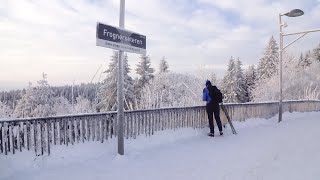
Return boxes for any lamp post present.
[278,9,320,123]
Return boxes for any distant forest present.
[0,83,100,110]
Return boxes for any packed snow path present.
[1,111,320,180]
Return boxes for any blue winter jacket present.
[202,87,212,104]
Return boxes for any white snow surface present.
[1,111,320,180]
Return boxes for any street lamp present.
[283,9,304,17]
[278,9,320,123]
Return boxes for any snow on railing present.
[1,100,320,156]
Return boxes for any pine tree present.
[0,90,21,110]
[159,57,169,73]
[14,83,36,118]
[221,57,247,103]
[312,43,320,62]
[257,36,279,83]
[235,58,247,102]
[135,54,154,102]
[244,65,257,101]
[298,53,304,68]
[14,73,55,118]
[122,54,135,110]
[32,73,55,117]
[98,51,135,111]
[222,57,237,103]
[299,51,312,68]
[0,101,12,118]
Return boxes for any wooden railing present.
[1,100,320,156]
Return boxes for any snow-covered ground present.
[1,111,320,180]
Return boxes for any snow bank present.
[1,111,320,180]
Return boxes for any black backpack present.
[208,85,223,103]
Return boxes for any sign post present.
[96,0,146,155]
[117,0,125,156]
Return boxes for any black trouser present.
[206,102,223,133]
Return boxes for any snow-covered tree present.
[74,96,94,113]
[53,96,72,115]
[0,90,21,110]
[98,51,135,111]
[222,57,247,103]
[13,83,35,118]
[312,43,320,62]
[159,57,169,73]
[298,51,312,69]
[235,58,248,102]
[210,72,218,86]
[283,52,297,70]
[297,53,304,68]
[134,54,154,102]
[139,72,203,109]
[252,52,320,102]
[221,57,238,103]
[0,101,12,118]
[257,36,279,83]
[32,73,55,117]
[244,65,257,101]
[14,73,56,118]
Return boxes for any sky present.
[0,0,320,90]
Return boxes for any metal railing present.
[1,100,320,156]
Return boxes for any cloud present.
[0,0,319,90]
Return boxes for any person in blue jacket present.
[203,80,223,137]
